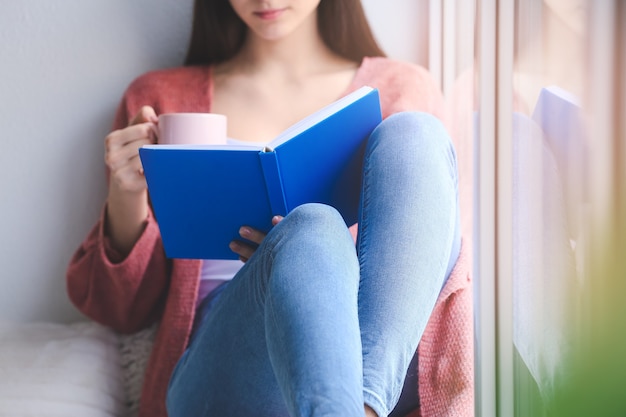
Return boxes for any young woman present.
[67,1,462,416]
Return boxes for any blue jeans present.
[166,112,461,417]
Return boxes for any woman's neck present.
[209,12,360,143]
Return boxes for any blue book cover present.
[139,86,382,260]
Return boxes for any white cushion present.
[0,321,126,417]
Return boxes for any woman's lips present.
[254,8,286,20]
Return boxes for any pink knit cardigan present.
[67,57,473,417]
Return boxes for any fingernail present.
[229,241,239,251]
[240,227,251,237]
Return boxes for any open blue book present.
[139,86,382,260]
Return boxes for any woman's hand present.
[230,215,283,262]
[105,106,159,193]
[104,106,159,255]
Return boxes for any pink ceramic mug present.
[158,113,227,145]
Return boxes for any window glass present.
[511,1,589,415]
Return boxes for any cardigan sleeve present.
[66,75,177,334]
[66,207,171,334]
[67,67,212,333]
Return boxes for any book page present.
[265,86,374,151]
[142,144,263,151]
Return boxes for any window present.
[436,0,625,415]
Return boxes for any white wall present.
[362,0,429,66]
[0,1,428,324]
[0,1,195,323]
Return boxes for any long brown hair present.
[184,0,386,66]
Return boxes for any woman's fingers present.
[105,123,157,153]
[229,227,265,263]
[130,105,158,126]
[104,108,159,194]
[105,135,154,172]
[238,226,266,245]
[229,217,283,262]
[109,154,148,193]
[105,131,154,193]
[105,106,159,167]
[229,240,257,263]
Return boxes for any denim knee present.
[376,112,449,145]
[268,203,355,255]
[282,203,348,236]
[369,111,458,183]
[263,202,360,294]
[286,202,344,224]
